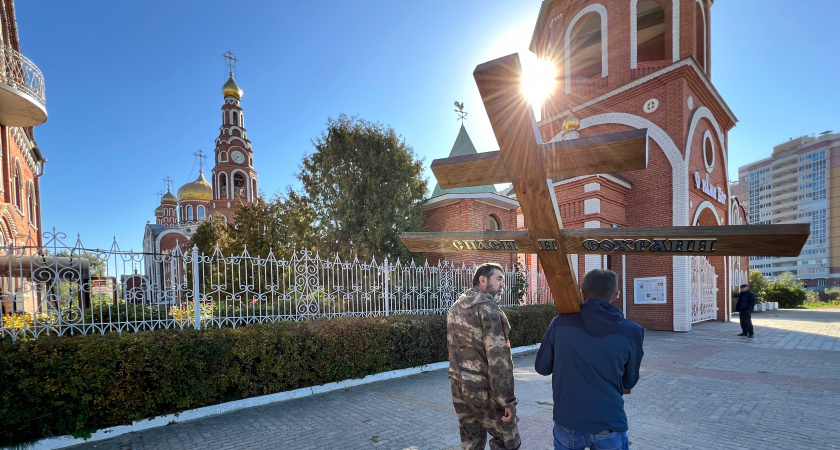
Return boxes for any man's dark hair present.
[581,269,618,301]
[473,263,504,287]
[740,284,748,289]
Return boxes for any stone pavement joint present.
[65,308,840,449]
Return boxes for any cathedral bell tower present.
[208,51,258,224]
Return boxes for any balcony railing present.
[0,44,45,109]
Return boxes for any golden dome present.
[154,205,165,216]
[562,110,580,133]
[222,73,243,99]
[177,170,213,202]
[161,189,178,205]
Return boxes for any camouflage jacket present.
[447,288,518,410]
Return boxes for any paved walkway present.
[69,308,840,450]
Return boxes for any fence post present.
[384,259,390,316]
[192,245,200,330]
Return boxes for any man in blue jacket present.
[736,283,757,338]
[535,269,644,450]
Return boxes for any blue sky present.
[17,1,840,250]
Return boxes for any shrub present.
[0,304,556,446]
[762,272,806,308]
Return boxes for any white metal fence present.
[1,231,552,341]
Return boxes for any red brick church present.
[423,0,750,332]
[142,69,259,257]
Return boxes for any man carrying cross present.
[535,268,644,450]
[448,263,521,450]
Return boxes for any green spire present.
[431,124,498,197]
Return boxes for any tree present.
[762,272,806,308]
[748,270,768,300]
[189,189,317,260]
[298,115,427,262]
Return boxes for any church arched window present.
[27,181,36,226]
[251,178,257,199]
[637,0,668,63]
[232,110,239,127]
[569,12,602,83]
[219,173,228,199]
[233,173,246,199]
[187,205,194,222]
[197,205,205,221]
[485,214,501,231]
[239,111,244,127]
[12,160,22,210]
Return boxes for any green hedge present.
[0,304,556,446]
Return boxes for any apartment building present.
[735,132,840,287]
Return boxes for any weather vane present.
[163,176,173,191]
[454,101,467,123]
[222,50,239,75]
[194,149,207,171]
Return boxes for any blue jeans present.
[553,424,629,450]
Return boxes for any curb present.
[22,343,541,449]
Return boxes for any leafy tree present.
[762,272,806,308]
[189,189,317,260]
[190,215,232,256]
[748,270,768,301]
[298,115,427,262]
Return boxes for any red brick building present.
[424,0,751,331]
[0,0,48,316]
[0,0,47,247]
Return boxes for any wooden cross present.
[401,54,809,314]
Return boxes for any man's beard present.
[485,286,502,298]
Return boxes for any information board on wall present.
[633,276,667,304]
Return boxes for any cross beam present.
[401,223,810,257]
[402,53,810,315]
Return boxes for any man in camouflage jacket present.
[448,262,521,450]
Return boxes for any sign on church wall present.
[634,276,667,304]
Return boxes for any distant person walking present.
[447,262,521,450]
[535,269,644,450]
[737,283,757,338]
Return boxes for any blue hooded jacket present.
[534,299,644,434]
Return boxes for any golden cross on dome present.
[194,149,207,171]
[222,50,239,75]
[156,190,165,202]
[163,176,173,191]
[400,53,809,314]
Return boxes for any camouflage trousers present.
[450,379,521,450]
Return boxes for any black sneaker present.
[748,333,754,338]
[737,333,748,336]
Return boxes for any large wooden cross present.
[401,54,809,314]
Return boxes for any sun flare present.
[520,57,558,109]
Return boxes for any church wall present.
[422,199,517,269]
[158,232,189,254]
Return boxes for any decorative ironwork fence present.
[0,231,552,341]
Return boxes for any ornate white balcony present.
[0,44,46,127]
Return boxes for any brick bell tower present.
[208,52,258,224]
[525,0,744,332]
